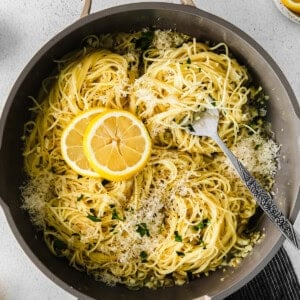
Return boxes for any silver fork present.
[187,108,300,250]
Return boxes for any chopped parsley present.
[196,239,207,249]
[77,194,84,201]
[125,207,134,213]
[135,31,154,51]
[109,224,117,232]
[87,214,101,222]
[53,239,67,255]
[187,124,195,132]
[140,251,148,262]
[209,97,217,107]
[174,231,182,242]
[248,130,255,136]
[136,223,150,237]
[186,57,192,64]
[176,251,185,257]
[193,218,210,231]
[112,208,123,221]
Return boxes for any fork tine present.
[209,108,219,117]
[186,108,220,138]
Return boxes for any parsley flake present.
[135,31,154,50]
[109,224,117,232]
[193,218,210,231]
[176,251,185,257]
[53,239,67,255]
[187,124,195,132]
[174,231,182,242]
[140,251,148,262]
[196,239,207,249]
[77,194,84,201]
[112,209,123,221]
[87,214,101,222]
[136,223,150,237]
[53,239,67,250]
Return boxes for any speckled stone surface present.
[0,1,299,299]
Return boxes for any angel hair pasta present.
[21,30,279,289]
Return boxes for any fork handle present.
[213,134,300,250]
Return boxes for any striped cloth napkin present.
[227,247,300,300]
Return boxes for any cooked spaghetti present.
[22,30,279,289]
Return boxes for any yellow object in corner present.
[281,0,300,13]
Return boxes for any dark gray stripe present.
[227,247,300,300]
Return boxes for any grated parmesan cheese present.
[21,173,55,229]
[104,194,165,267]
[227,132,280,178]
[152,30,190,50]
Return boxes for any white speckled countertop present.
[0,1,299,299]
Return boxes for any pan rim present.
[0,3,299,300]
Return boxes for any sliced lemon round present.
[83,110,152,181]
[281,0,300,13]
[61,108,105,177]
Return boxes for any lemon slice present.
[83,110,152,181]
[61,108,105,177]
[281,0,300,13]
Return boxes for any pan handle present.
[181,0,196,5]
[80,0,196,18]
[80,0,91,18]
